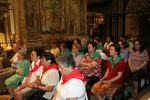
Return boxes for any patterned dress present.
[91,59,126,98]
[82,51,102,78]
[5,59,30,89]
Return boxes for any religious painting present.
[40,0,65,33]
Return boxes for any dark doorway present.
[139,16,150,48]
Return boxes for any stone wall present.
[125,0,150,37]
[13,0,88,48]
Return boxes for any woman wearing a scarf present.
[91,44,126,100]
[14,48,44,100]
[72,44,84,72]
[25,53,59,100]
[80,42,102,87]
[52,53,87,100]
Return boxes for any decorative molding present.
[126,0,150,13]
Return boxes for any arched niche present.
[125,0,150,39]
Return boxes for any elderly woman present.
[50,40,60,58]
[128,40,149,97]
[13,48,44,100]
[0,43,21,93]
[93,37,103,50]
[72,44,84,67]
[91,44,126,100]
[52,53,87,100]
[118,40,129,63]
[5,50,30,98]
[103,37,113,50]
[81,38,88,54]
[73,38,81,47]
[60,42,70,56]
[25,52,59,100]
[80,42,102,87]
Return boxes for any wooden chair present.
[85,60,108,100]
[113,64,131,100]
[139,48,150,89]
[101,59,108,76]
[103,50,110,57]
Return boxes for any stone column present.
[118,0,124,38]
[13,0,20,41]
[111,0,117,42]
[4,13,10,44]
[111,0,124,42]
[8,0,15,43]
[84,0,87,35]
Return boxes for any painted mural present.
[40,0,65,33]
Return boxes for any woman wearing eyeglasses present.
[128,40,149,98]
[52,53,87,100]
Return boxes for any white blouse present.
[56,78,87,100]
[22,59,43,84]
[40,69,59,99]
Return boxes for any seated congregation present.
[0,36,149,100]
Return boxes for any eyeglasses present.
[58,65,67,71]
[135,44,140,45]
[30,53,36,56]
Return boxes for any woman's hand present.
[27,83,34,88]
[99,78,104,83]
[16,70,20,73]
[82,66,89,70]
[102,80,111,84]
[130,67,136,72]
[32,83,38,88]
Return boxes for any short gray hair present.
[56,53,75,69]
[81,38,87,43]
[14,43,21,50]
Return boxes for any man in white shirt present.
[103,36,113,50]
[0,43,21,92]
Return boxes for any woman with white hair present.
[5,50,30,99]
[81,38,88,54]
[52,53,87,100]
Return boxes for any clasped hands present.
[99,78,111,85]
[26,83,38,88]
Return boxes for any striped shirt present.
[130,50,149,69]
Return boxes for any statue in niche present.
[40,0,65,33]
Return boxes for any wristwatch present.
[136,67,139,70]
[36,85,39,89]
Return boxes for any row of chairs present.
[86,48,150,100]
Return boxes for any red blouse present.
[106,59,126,84]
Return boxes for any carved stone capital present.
[4,13,8,18]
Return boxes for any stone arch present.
[125,0,150,38]
[126,0,150,13]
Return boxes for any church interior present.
[0,0,150,100]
